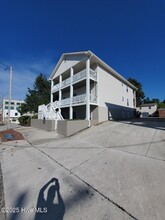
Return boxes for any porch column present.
[59,75,62,102]
[86,58,90,121]
[69,67,73,119]
[50,80,53,103]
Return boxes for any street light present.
[0,63,13,129]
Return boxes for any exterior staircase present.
[38,101,63,121]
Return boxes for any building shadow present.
[105,102,165,131]
[34,178,65,220]
[119,118,165,131]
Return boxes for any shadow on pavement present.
[9,192,27,220]
[34,178,65,220]
[120,118,165,131]
[7,177,93,220]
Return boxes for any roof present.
[139,103,157,107]
[50,50,138,90]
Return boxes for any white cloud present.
[0,58,55,100]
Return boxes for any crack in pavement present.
[70,148,108,171]
[107,146,165,163]
[72,139,165,163]
[145,129,157,156]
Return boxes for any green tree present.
[128,77,145,106]
[151,98,160,104]
[158,102,165,109]
[19,74,51,114]
[143,97,151,104]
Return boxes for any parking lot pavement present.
[1,120,165,220]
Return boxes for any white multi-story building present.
[2,99,25,122]
[40,51,137,124]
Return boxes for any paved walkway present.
[0,120,165,220]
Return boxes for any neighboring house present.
[158,108,165,118]
[2,99,25,123]
[137,103,157,118]
[41,50,137,124]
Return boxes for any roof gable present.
[50,52,88,79]
[50,50,137,90]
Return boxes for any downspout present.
[87,53,94,127]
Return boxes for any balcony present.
[61,77,71,89]
[52,83,60,93]
[90,69,97,81]
[60,97,70,106]
[72,69,86,83]
[72,94,86,104]
[59,93,97,107]
[52,69,97,93]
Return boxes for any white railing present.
[38,101,64,122]
[61,77,71,88]
[72,69,86,83]
[72,94,86,104]
[52,83,60,92]
[38,93,98,122]
[52,69,97,93]
[59,94,97,106]
[90,94,97,103]
[90,69,97,80]
[60,97,70,106]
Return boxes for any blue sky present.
[0,0,165,101]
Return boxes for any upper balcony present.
[52,69,97,93]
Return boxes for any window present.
[10,106,14,110]
[5,101,9,104]
[17,103,20,105]
[127,99,129,106]
[11,102,14,105]
[15,113,18,116]
[16,107,20,111]
[5,106,8,109]
[126,86,128,92]
[149,106,151,109]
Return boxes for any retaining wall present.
[31,119,56,131]
[57,120,89,137]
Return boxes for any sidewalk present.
[0,121,165,220]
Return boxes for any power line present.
[0,62,10,70]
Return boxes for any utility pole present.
[7,66,12,130]
[1,93,5,124]
[0,63,13,129]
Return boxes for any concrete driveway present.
[0,120,165,220]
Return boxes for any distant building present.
[137,103,157,118]
[158,108,165,118]
[2,99,25,123]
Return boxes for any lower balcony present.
[59,94,97,107]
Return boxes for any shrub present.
[32,114,38,119]
[18,116,31,126]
